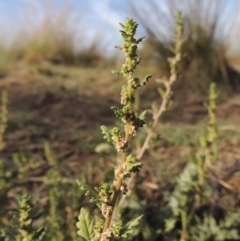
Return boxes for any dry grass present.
[0,1,104,66]
[129,0,240,97]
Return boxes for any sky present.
[0,0,240,56]
[0,0,134,54]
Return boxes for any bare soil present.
[1,63,240,211]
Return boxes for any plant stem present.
[102,123,131,235]
[117,12,184,210]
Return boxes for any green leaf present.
[76,208,95,241]
[139,110,147,121]
[136,37,145,44]
[167,163,198,219]
[111,107,123,118]
[140,74,152,86]
[101,126,111,142]
[76,180,99,203]
[127,155,142,173]
[111,70,122,76]
[121,215,143,238]
[119,30,127,38]
[165,218,177,232]
[33,227,46,241]
[177,163,198,193]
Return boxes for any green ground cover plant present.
[1,11,240,241]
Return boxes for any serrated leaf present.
[76,180,99,203]
[101,126,111,142]
[168,195,180,216]
[177,163,198,192]
[76,208,95,241]
[127,155,142,173]
[167,163,199,219]
[111,106,123,118]
[121,215,143,238]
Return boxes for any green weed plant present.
[76,13,183,241]
[77,17,151,241]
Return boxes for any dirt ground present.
[1,63,240,211]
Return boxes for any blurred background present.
[1,1,240,240]
[1,0,240,93]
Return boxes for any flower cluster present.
[129,77,140,89]
[115,137,127,152]
[100,228,114,241]
[97,184,112,218]
[111,107,146,137]
[99,221,123,241]
[114,162,129,180]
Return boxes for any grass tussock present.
[0,1,104,66]
[130,0,240,97]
